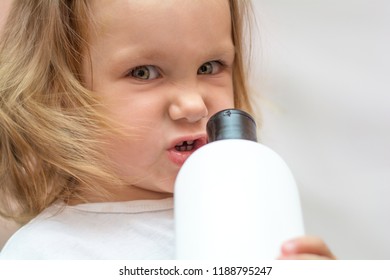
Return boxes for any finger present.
[277,253,332,260]
[280,236,336,259]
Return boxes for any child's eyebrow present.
[110,46,166,64]
[109,42,236,68]
[206,44,236,59]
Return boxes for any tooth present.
[176,141,183,147]
[179,146,186,151]
[186,145,193,151]
[186,140,194,145]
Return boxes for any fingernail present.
[282,240,296,253]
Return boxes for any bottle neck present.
[206,109,257,143]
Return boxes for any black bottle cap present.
[206,109,257,142]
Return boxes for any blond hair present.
[0,0,254,223]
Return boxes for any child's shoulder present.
[0,202,107,259]
[0,199,175,259]
[0,204,81,259]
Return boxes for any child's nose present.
[168,88,208,123]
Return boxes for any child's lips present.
[167,136,207,166]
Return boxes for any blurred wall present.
[252,0,390,259]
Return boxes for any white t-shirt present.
[0,198,174,259]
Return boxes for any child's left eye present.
[128,65,161,80]
[197,61,223,75]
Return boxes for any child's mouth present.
[168,136,207,166]
[175,140,195,151]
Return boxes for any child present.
[0,0,335,259]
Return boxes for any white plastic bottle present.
[174,109,304,259]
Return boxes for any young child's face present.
[83,0,235,199]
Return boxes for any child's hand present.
[277,236,336,260]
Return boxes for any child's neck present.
[67,185,173,205]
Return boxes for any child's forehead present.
[88,0,231,34]
[86,0,233,53]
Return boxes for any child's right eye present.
[127,65,161,80]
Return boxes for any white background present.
[252,0,390,259]
[0,261,389,280]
